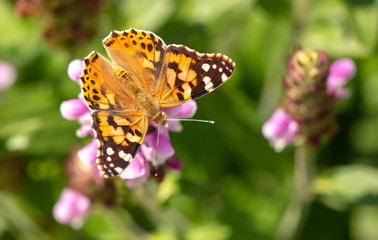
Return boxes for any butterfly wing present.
[156,45,235,108]
[80,50,148,178]
[102,28,167,94]
[92,111,148,178]
[80,51,137,110]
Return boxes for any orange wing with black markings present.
[157,45,235,107]
[102,29,167,94]
[81,51,137,110]
[92,111,148,177]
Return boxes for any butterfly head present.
[151,111,168,128]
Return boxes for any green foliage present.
[0,0,377,239]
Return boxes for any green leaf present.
[315,164,378,207]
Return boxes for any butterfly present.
[80,28,235,178]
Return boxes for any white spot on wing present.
[124,154,132,162]
[212,64,217,69]
[205,82,213,91]
[119,150,126,159]
[107,157,111,161]
[203,76,211,85]
[221,73,228,82]
[107,147,114,155]
[202,64,210,72]
[118,150,132,162]
[114,167,123,173]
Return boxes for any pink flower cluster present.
[262,58,356,151]
[55,59,197,227]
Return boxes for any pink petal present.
[262,108,299,152]
[329,58,356,79]
[53,188,91,228]
[163,105,182,118]
[262,109,291,139]
[68,59,84,84]
[60,99,90,120]
[119,153,147,180]
[76,123,94,138]
[120,154,150,188]
[175,100,197,118]
[144,131,175,160]
[333,88,351,101]
[167,121,183,132]
[0,61,17,92]
[78,139,98,166]
[327,58,356,93]
[165,155,183,171]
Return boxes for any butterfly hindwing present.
[92,110,149,178]
[158,45,235,108]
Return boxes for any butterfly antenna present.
[166,118,215,124]
[155,125,161,176]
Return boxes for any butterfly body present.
[80,28,235,178]
[115,65,167,126]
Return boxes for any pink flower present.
[53,188,91,229]
[143,130,175,161]
[119,153,150,188]
[262,108,299,152]
[163,100,198,132]
[0,61,17,92]
[327,58,356,100]
[67,59,84,84]
[78,139,98,166]
[60,99,90,120]
[165,155,183,171]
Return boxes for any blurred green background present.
[0,0,377,239]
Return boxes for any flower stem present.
[275,144,315,240]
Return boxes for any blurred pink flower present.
[327,58,356,100]
[53,188,91,229]
[165,155,183,171]
[68,59,84,84]
[78,139,98,166]
[60,99,90,120]
[262,108,299,152]
[0,61,17,92]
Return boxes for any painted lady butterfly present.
[80,28,235,178]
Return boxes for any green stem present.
[275,144,315,240]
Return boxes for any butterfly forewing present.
[157,45,235,108]
[80,51,137,110]
[103,29,167,94]
[92,110,148,178]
